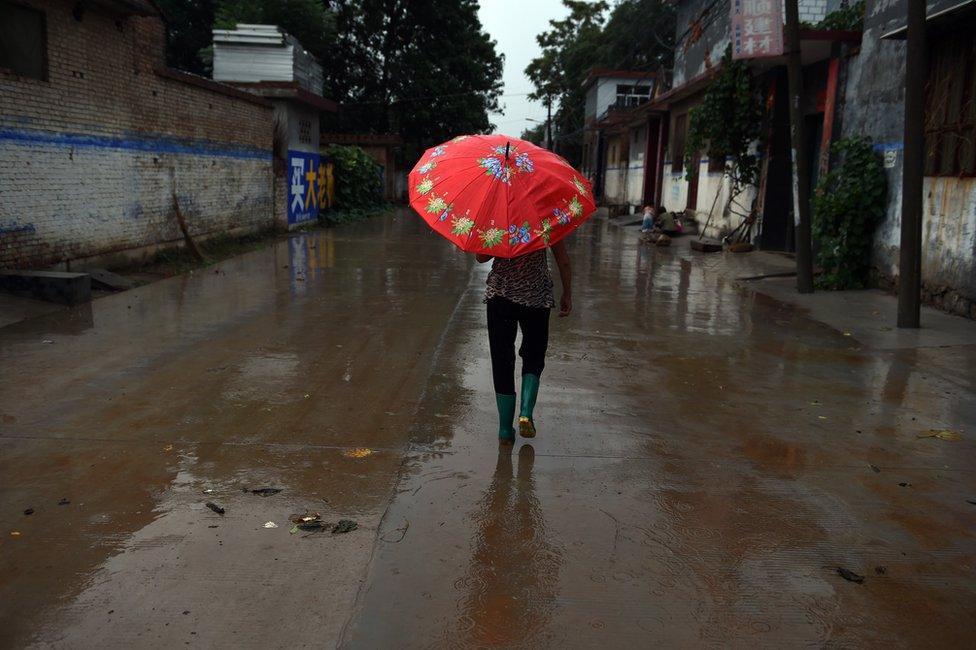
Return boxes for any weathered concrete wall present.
[661,158,758,239]
[841,0,976,316]
[672,0,838,88]
[0,0,275,269]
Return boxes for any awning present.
[881,0,976,39]
[747,29,862,71]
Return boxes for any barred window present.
[924,25,976,177]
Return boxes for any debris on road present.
[875,566,886,575]
[23,508,34,516]
[248,488,282,497]
[58,498,70,506]
[263,521,278,529]
[869,464,881,473]
[342,448,374,459]
[917,429,962,441]
[333,519,358,534]
[205,502,226,515]
[836,567,865,584]
[898,482,911,487]
[289,512,328,534]
[10,531,21,537]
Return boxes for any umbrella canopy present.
[408,135,596,258]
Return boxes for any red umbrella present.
[408,134,596,258]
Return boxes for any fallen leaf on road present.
[205,502,225,515]
[898,482,911,487]
[163,445,173,452]
[332,519,358,534]
[870,464,881,473]
[10,531,21,537]
[23,508,33,516]
[289,512,329,533]
[836,567,864,583]
[343,448,373,459]
[917,429,962,441]
[249,488,282,497]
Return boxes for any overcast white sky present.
[478,0,572,138]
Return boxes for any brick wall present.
[0,1,275,268]
[798,0,829,24]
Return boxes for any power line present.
[345,90,533,106]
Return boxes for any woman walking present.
[477,242,572,443]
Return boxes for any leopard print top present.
[484,249,555,309]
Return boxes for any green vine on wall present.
[811,136,887,289]
[684,46,763,187]
[802,0,865,31]
[683,46,763,230]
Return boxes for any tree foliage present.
[157,0,503,161]
[154,0,217,75]
[684,46,762,186]
[520,122,546,146]
[811,137,886,289]
[320,145,387,223]
[155,0,335,77]
[214,0,336,66]
[323,0,503,162]
[524,0,675,166]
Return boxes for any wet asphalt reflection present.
[1,210,974,648]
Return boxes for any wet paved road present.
[2,212,975,648]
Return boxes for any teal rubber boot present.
[496,394,516,444]
[518,374,540,438]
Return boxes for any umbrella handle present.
[505,142,510,160]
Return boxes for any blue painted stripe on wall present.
[0,127,271,161]
[873,142,904,152]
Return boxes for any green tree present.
[520,122,546,146]
[156,0,336,78]
[214,0,336,69]
[154,0,217,75]
[324,0,504,161]
[524,0,675,166]
[525,0,608,165]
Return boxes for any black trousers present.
[486,296,550,395]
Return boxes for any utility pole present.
[784,0,814,293]
[897,0,925,328]
[546,96,553,151]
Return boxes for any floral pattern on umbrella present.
[408,134,596,258]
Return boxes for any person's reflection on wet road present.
[457,444,562,646]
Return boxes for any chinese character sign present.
[731,0,784,59]
[288,150,321,225]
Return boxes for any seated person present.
[640,205,657,233]
[657,207,683,236]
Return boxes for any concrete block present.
[0,270,92,305]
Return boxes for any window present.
[615,84,652,108]
[0,2,47,80]
[671,113,687,172]
[924,25,976,176]
[631,126,645,161]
